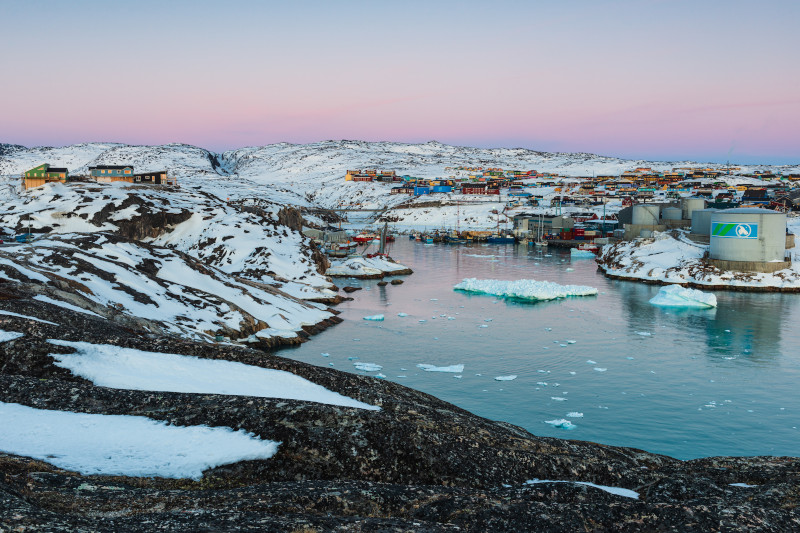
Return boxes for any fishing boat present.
[487,234,516,244]
[353,233,378,244]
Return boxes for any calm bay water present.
[279,238,800,460]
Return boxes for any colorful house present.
[23,164,68,190]
[133,171,175,185]
[90,165,134,183]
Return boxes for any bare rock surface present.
[0,282,798,531]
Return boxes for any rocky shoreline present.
[1,281,799,531]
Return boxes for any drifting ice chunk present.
[635,331,652,336]
[544,418,575,429]
[594,367,607,372]
[649,284,718,309]
[453,278,598,302]
[363,314,385,321]
[494,375,517,381]
[570,249,596,258]
[550,396,567,401]
[416,364,464,373]
[566,412,583,418]
[353,363,382,372]
[397,312,408,317]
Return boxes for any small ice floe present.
[0,330,24,343]
[375,373,386,379]
[566,340,576,344]
[724,329,731,333]
[559,343,567,347]
[536,382,548,386]
[453,375,462,379]
[484,318,493,322]
[397,312,408,317]
[353,363,382,372]
[565,268,574,272]
[416,364,465,373]
[649,284,717,309]
[570,249,596,258]
[550,397,567,401]
[447,316,455,320]
[537,369,550,373]
[544,419,575,429]
[594,367,607,372]
[363,314,384,321]
[569,371,576,375]
[397,375,407,378]
[729,483,758,488]
[347,357,359,360]
[453,278,597,302]
[635,331,651,337]
[566,412,583,418]
[418,319,427,323]
[586,360,597,364]
[544,327,552,331]
[430,298,438,301]
[479,324,488,328]
[494,375,517,381]
[525,479,638,499]
[625,356,635,360]
[320,352,330,357]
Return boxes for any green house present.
[23,164,69,189]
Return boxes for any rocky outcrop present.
[1,286,798,531]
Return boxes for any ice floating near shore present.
[544,418,575,429]
[494,375,517,381]
[417,364,464,373]
[453,278,598,302]
[649,284,718,309]
[362,314,384,321]
[570,249,596,258]
[353,362,383,372]
[397,313,408,317]
[566,412,584,418]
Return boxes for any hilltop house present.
[90,165,134,183]
[23,164,69,190]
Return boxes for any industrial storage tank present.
[691,209,717,235]
[709,208,786,262]
[662,207,683,221]
[682,198,706,220]
[632,204,661,225]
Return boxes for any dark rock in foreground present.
[0,283,798,531]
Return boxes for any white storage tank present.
[709,208,786,262]
[662,207,682,221]
[682,198,706,220]
[632,204,661,225]
[691,209,717,235]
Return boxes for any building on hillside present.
[133,170,176,185]
[23,164,69,190]
[90,165,134,183]
[461,183,500,195]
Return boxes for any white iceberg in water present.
[570,249,596,258]
[494,375,517,381]
[362,314,385,321]
[544,418,576,429]
[416,363,465,373]
[453,278,598,302]
[353,362,383,372]
[649,285,717,309]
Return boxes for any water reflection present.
[616,279,798,365]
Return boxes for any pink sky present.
[1,0,798,163]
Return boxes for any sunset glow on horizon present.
[1,0,798,164]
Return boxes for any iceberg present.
[453,278,598,302]
[353,362,382,372]
[416,364,464,373]
[570,249,596,258]
[544,418,576,429]
[649,284,717,309]
[362,314,385,321]
[494,375,517,381]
